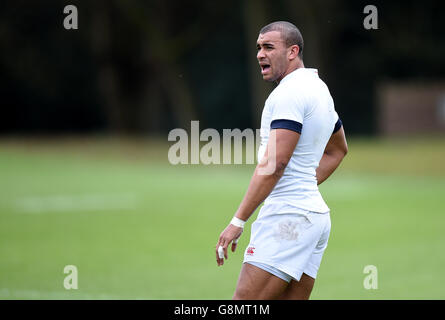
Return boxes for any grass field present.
[0,136,444,299]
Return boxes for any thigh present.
[233,263,289,300]
[278,273,315,300]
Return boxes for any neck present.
[275,59,305,84]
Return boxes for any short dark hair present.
[259,21,304,59]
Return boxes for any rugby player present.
[215,21,348,300]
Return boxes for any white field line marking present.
[13,193,138,213]
[0,288,147,299]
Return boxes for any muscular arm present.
[216,128,300,265]
[316,126,348,185]
[234,128,300,221]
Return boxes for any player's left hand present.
[216,224,243,266]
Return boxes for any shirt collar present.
[279,68,319,85]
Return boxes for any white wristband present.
[230,217,246,228]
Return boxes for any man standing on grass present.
[215,21,348,299]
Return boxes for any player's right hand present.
[215,224,243,266]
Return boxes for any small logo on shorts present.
[246,247,255,256]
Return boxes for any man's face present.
[256,31,289,82]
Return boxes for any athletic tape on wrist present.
[230,217,246,228]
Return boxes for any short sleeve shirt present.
[257,68,339,216]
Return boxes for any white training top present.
[257,68,339,216]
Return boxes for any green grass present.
[0,136,444,299]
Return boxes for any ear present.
[288,45,300,60]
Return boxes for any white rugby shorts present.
[243,211,331,282]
